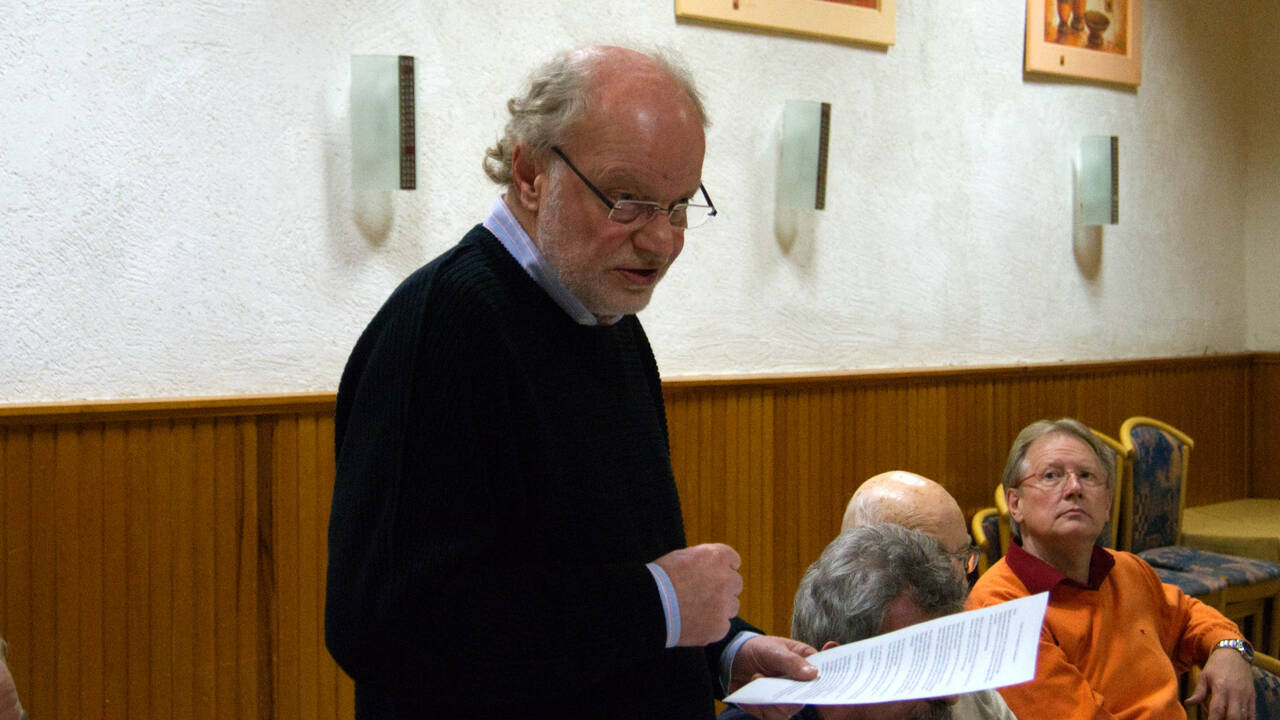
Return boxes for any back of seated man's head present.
[842,471,973,577]
[0,638,24,720]
[791,524,966,720]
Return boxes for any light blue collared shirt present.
[483,196,606,326]
[482,196,751,679]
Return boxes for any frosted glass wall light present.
[778,100,831,211]
[1078,135,1117,226]
[351,55,415,190]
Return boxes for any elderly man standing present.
[325,46,814,719]
[967,418,1255,720]
[842,471,1016,719]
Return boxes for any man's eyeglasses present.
[550,146,717,229]
[1017,466,1107,492]
[948,543,981,575]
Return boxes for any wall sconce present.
[778,100,831,211]
[1078,135,1117,225]
[351,55,416,191]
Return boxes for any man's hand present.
[652,543,743,646]
[728,635,819,720]
[1185,647,1256,720]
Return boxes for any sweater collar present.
[1006,539,1116,593]
[483,195,618,326]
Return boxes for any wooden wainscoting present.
[0,396,348,720]
[666,353,1274,635]
[1,354,1277,718]
[1252,354,1280,500]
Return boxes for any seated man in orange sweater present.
[967,418,1255,720]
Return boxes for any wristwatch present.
[1216,638,1255,664]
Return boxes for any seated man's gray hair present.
[791,523,966,648]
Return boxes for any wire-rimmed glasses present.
[550,146,717,229]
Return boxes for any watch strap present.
[1216,638,1255,664]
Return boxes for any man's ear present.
[510,143,547,214]
[1005,487,1023,524]
[821,640,840,652]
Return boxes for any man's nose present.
[632,210,681,259]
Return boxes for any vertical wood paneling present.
[240,419,264,720]
[273,417,299,720]
[192,420,217,720]
[2,429,32,712]
[78,425,104,718]
[212,418,239,720]
[124,423,151,720]
[148,421,173,720]
[1253,357,1280,498]
[0,358,1276,719]
[170,420,195,720]
[296,414,320,720]
[102,424,128,720]
[29,427,56,718]
[54,428,80,720]
[253,420,275,720]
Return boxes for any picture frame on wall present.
[675,0,895,47]
[1025,0,1142,86]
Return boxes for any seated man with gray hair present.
[841,472,1016,719]
[721,523,973,720]
[0,639,26,720]
[967,417,1254,720]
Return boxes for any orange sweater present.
[967,543,1240,720]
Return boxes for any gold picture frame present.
[1025,0,1142,86]
[675,0,895,47]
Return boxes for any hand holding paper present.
[725,592,1047,706]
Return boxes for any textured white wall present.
[1244,2,1280,351]
[0,1,1274,403]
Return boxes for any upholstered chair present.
[1121,416,1280,656]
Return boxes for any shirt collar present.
[482,195,615,326]
[1005,539,1116,593]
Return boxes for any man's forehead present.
[1027,433,1101,467]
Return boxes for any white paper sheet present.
[724,592,1048,706]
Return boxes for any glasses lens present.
[608,202,646,224]
[683,204,713,229]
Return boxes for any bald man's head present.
[842,471,971,560]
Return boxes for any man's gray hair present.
[791,524,966,648]
[1001,417,1114,537]
[482,46,709,186]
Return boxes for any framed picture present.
[1025,0,1141,86]
[675,0,895,47]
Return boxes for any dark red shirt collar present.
[1005,539,1116,593]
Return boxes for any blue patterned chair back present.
[1256,664,1280,720]
[1126,424,1189,554]
[1092,440,1119,549]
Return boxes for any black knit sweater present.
[326,226,729,718]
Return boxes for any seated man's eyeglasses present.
[551,146,717,229]
[948,543,981,575]
[1017,465,1107,491]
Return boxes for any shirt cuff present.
[646,562,681,648]
[721,629,761,695]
